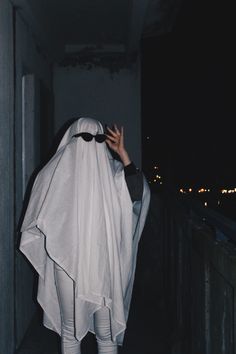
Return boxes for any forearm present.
[118,149,131,167]
[124,162,143,202]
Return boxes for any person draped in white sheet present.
[19,117,150,354]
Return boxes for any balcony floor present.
[16,283,171,354]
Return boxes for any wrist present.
[119,149,131,166]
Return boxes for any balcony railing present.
[146,189,236,354]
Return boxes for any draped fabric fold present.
[19,117,150,345]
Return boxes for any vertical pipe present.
[204,261,210,354]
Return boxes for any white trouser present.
[54,262,118,354]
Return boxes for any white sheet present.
[19,117,150,345]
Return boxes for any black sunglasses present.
[72,132,107,143]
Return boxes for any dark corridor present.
[0,1,235,354]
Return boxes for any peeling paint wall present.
[13,7,53,351]
[0,2,53,350]
[53,57,142,167]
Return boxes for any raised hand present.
[105,124,131,166]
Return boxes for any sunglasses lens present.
[81,133,93,141]
[95,134,106,143]
[73,132,106,143]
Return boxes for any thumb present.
[105,139,113,149]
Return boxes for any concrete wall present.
[0,2,53,350]
[14,8,53,351]
[53,59,142,167]
[0,1,14,352]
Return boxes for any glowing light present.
[174,186,236,195]
[198,188,205,193]
[154,166,158,170]
[221,188,236,194]
[160,181,163,184]
[217,200,220,205]
[198,188,210,193]
[204,202,207,207]
[146,136,150,140]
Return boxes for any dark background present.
[141,0,235,190]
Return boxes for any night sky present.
[141,0,235,189]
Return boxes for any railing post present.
[204,260,210,354]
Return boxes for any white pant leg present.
[94,306,118,354]
[54,262,81,354]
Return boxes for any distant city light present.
[150,165,162,185]
[179,187,212,194]
[197,188,211,193]
[148,166,236,197]
[146,136,150,140]
[178,187,236,195]
[204,201,208,207]
[221,188,236,194]
[177,187,236,194]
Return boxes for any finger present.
[105,132,117,140]
[105,134,118,143]
[106,126,117,137]
[106,138,117,150]
[105,139,112,147]
[114,124,120,135]
[120,126,124,144]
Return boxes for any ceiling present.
[12,0,181,62]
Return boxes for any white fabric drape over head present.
[19,117,150,345]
